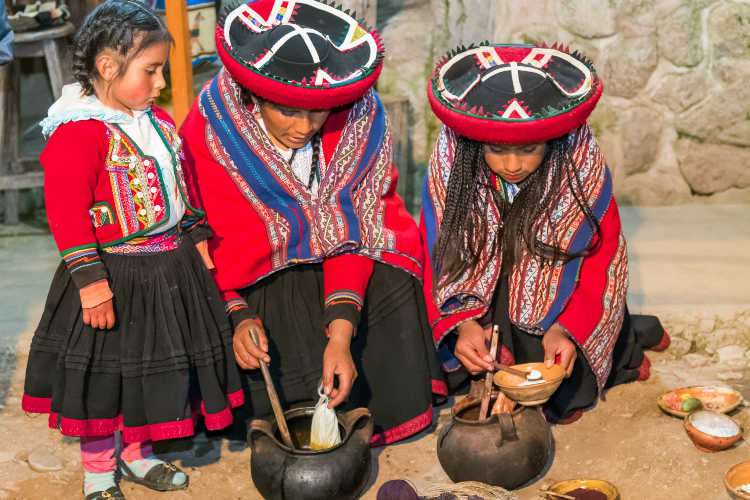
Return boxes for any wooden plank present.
[339,0,377,29]
[0,172,45,190]
[2,59,21,224]
[165,0,194,126]
[43,38,66,100]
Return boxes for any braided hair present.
[433,134,602,289]
[72,0,173,96]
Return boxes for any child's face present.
[255,101,330,150]
[483,142,547,184]
[99,38,171,113]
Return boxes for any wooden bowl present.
[683,410,743,452]
[725,460,750,499]
[547,479,620,499]
[657,385,743,418]
[493,362,564,406]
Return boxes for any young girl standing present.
[22,2,243,498]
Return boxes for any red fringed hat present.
[427,43,603,144]
[216,0,385,109]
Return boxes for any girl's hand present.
[455,320,494,375]
[80,280,115,329]
[323,319,357,409]
[233,318,270,369]
[542,322,577,377]
[82,299,115,330]
[195,240,215,270]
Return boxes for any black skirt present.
[22,236,243,442]
[229,262,446,445]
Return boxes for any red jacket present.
[41,106,207,289]
[179,98,424,328]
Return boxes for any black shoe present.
[118,459,189,492]
[84,485,125,500]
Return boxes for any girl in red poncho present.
[22,2,243,498]
[180,0,445,446]
[421,43,670,424]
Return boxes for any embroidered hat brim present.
[427,43,603,144]
[216,0,384,109]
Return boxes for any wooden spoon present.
[493,361,531,379]
[249,327,295,449]
[539,490,575,500]
[479,325,500,419]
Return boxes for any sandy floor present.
[1,203,749,499]
[0,338,748,500]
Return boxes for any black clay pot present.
[248,406,373,500]
[436,396,553,490]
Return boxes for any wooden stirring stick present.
[538,490,575,500]
[479,325,500,419]
[493,361,530,379]
[249,327,295,449]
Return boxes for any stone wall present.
[376,0,750,205]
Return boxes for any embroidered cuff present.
[325,289,363,310]
[61,245,108,289]
[226,297,254,330]
[323,303,361,331]
[323,289,363,332]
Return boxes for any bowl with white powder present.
[493,362,565,406]
[725,460,750,499]
[684,410,743,452]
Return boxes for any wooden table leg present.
[3,59,21,224]
[42,37,65,100]
[0,63,7,224]
[0,64,7,168]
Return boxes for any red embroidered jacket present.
[179,100,417,329]
[41,107,208,289]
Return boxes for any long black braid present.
[433,134,602,290]
[72,0,173,96]
[308,132,322,188]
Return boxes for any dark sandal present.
[118,459,189,492]
[84,485,125,500]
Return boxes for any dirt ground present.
[1,203,749,500]
[0,331,748,500]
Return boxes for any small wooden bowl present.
[657,385,743,418]
[493,362,564,406]
[547,479,620,499]
[683,410,743,452]
[725,460,750,499]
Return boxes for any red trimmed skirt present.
[22,236,244,442]
[228,262,447,447]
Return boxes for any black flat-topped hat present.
[427,42,603,143]
[216,0,385,109]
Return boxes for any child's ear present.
[94,50,120,83]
